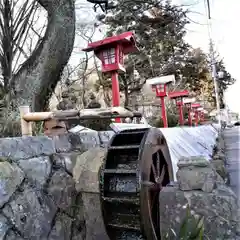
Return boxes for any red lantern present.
[197,107,204,123]
[83,32,138,73]
[168,90,189,106]
[152,84,168,97]
[147,75,175,128]
[98,45,124,72]
[183,97,195,126]
[185,102,192,109]
[192,103,201,108]
[191,103,201,126]
[168,90,189,126]
[82,32,138,123]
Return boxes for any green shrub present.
[150,113,179,128]
[164,205,204,240]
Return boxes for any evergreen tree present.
[99,0,235,110]
[215,59,236,108]
[103,0,190,104]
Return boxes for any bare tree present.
[0,0,36,92]
[54,56,96,109]
[75,21,112,107]
[0,0,75,114]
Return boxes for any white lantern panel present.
[218,71,224,79]
[102,48,115,64]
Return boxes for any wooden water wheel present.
[99,127,174,239]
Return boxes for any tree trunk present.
[9,0,75,112]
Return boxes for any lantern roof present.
[203,109,208,114]
[82,31,138,54]
[168,90,189,99]
[183,97,196,104]
[87,0,108,3]
[192,103,201,108]
[146,75,175,86]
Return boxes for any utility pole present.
[205,0,221,126]
[209,41,221,126]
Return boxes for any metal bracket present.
[93,3,107,12]
[88,0,116,13]
[166,181,178,187]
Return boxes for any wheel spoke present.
[159,165,166,184]
[156,152,161,178]
[151,163,157,182]
[142,180,155,187]
[142,181,160,191]
[151,192,157,211]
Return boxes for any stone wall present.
[0,126,235,240]
[159,151,240,239]
[0,134,88,240]
[212,131,230,184]
[158,130,240,239]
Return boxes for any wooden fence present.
[19,106,142,136]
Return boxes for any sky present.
[173,0,240,114]
[71,0,240,114]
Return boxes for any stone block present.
[18,156,51,188]
[0,136,55,160]
[52,133,83,153]
[71,194,86,240]
[73,147,106,193]
[176,166,217,192]
[4,230,23,240]
[0,162,24,207]
[217,137,225,149]
[237,207,240,236]
[73,193,85,224]
[177,156,210,168]
[73,148,109,240]
[211,159,228,181]
[159,185,239,239]
[52,152,82,175]
[213,152,225,161]
[77,131,101,150]
[47,169,76,211]
[48,213,72,240]
[98,131,114,146]
[3,188,57,239]
[72,228,85,240]
[0,214,10,239]
[82,193,109,240]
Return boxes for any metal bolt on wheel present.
[99,128,173,240]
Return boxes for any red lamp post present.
[146,75,175,128]
[82,31,138,122]
[201,111,204,122]
[198,107,204,123]
[191,103,201,126]
[202,109,208,123]
[183,97,195,126]
[168,90,189,126]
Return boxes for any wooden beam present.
[21,106,142,122]
[23,112,54,122]
[19,106,33,136]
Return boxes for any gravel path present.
[224,127,240,199]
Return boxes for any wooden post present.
[19,106,32,136]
